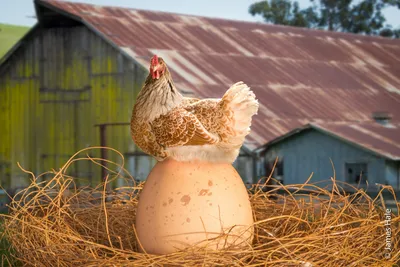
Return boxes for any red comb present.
[151,55,159,65]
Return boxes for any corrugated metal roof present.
[314,122,400,160]
[266,122,400,160]
[36,0,400,153]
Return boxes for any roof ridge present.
[39,0,400,43]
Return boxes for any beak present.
[151,64,160,79]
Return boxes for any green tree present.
[345,0,386,34]
[248,0,320,28]
[249,0,400,38]
[379,26,400,37]
[315,0,352,31]
[249,0,293,26]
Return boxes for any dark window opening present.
[265,158,284,184]
[276,160,284,176]
[345,163,368,184]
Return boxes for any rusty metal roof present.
[267,122,400,160]
[35,0,400,154]
[314,122,400,160]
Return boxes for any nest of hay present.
[1,148,399,266]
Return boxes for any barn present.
[259,121,400,189]
[0,0,399,189]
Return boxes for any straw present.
[1,147,398,266]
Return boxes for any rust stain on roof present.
[37,0,400,154]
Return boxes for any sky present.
[0,0,399,28]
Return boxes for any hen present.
[130,55,259,163]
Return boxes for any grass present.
[0,220,18,266]
[0,23,30,59]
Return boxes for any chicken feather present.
[131,55,258,163]
[151,108,220,147]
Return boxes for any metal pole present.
[94,122,130,183]
[99,124,107,181]
[73,102,79,184]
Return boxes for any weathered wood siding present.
[0,25,151,188]
[263,129,394,187]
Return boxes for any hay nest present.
[1,148,399,266]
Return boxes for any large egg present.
[135,159,254,254]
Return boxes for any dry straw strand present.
[0,147,398,266]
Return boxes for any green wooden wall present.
[0,25,151,188]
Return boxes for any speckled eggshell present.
[135,159,254,255]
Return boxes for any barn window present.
[276,160,284,176]
[345,163,368,184]
[265,158,284,184]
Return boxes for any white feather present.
[167,145,240,163]
[167,82,258,163]
[220,81,259,149]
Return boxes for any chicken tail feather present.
[220,81,259,149]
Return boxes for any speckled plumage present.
[130,56,258,163]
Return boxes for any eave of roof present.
[313,122,400,161]
[262,122,400,161]
[34,0,150,74]
[0,24,39,75]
